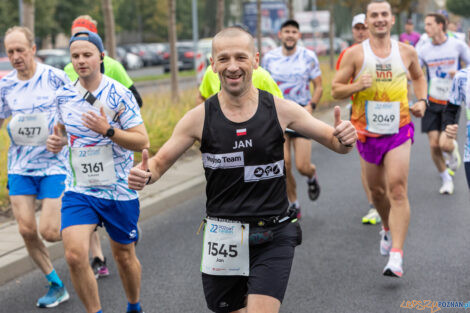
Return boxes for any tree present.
[257,0,262,60]
[217,0,224,32]
[287,0,294,19]
[23,0,35,35]
[101,0,116,58]
[447,0,470,17]
[168,0,179,102]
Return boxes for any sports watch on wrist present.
[418,98,429,107]
[104,127,115,138]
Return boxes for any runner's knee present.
[65,246,89,268]
[17,222,38,242]
[40,227,60,242]
[369,185,386,199]
[388,183,407,202]
[113,247,137,268]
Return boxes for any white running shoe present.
[383,251,403,278]
[380,229,392,256]
[448,140,461,172]
[439,179,454,195]
[362,208,382,225]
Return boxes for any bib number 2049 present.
[372,114,395,123]
[207,242,238,258]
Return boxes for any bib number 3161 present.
[70,145,116,187]
[201,219,249,276]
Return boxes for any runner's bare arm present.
[46,123,68,153]
[331,46,369,99]
[275,98,357,154]
[81,107,150,151]
[196,90,206,106]
[404,45,427,117]
[128,104,204,190]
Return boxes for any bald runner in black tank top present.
[201,89,289,218]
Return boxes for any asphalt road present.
[0,115,469,313]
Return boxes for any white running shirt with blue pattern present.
[56,75,143,200]
[0,62,70,176]
[448,67,470,163]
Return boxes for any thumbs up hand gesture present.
[128,149,153,190]
[46,124,67,153]
[332,106,357,149]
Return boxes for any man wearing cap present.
[399,19,421,47]
[417,13,470,195]
[262,19,322,217]
[336,13,380,225]
[66,15,144,279]
[47,31,149,313]
[64,15,143,108]
[0,26,70,308]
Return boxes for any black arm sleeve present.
[129,85,143,108]
[443,103,461,127]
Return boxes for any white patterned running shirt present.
[262,46,321,106]
[0,62,70,176]
[56,75,143,200]
[448,67,470,163]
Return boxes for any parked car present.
[116,47,143,70]
[143,43,166,65]
[36,48,70,69]
[254,37,278,55]
[122,44,154,67]
[302,38,328,55]
[163,41,195,73]
[0,57,12,79]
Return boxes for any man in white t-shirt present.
[0,26,70,308]
[262,19,323,217]
[47,31,149,313]
[445,67,470,190]
[417,13,470,194]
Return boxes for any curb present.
[0,174,206,286]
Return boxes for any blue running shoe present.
[36,283,70,308]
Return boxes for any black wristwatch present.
[104,127,115,138]
[418,98,429,107]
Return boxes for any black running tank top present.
[200,90,289,217]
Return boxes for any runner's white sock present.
[440,170,452,182]
[293,200,300,209]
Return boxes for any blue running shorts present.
[61,191,140,244]
[7,174,66,199]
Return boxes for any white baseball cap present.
[352,14,366,27]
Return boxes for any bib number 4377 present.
[201,219,249,276]
[8,113,49,146]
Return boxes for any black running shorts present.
[421,101,446,133]
[202,220,302,313]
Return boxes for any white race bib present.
[201,218,249,276]
[8,113,49,146]
[429,77,453,101]
[365,101,400,134]
[70,145,117,186]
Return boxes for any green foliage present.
[447,0,470,17]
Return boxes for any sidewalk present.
[0,150,205,285]
[0,104,342,286]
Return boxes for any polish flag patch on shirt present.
[236,128,247,136]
